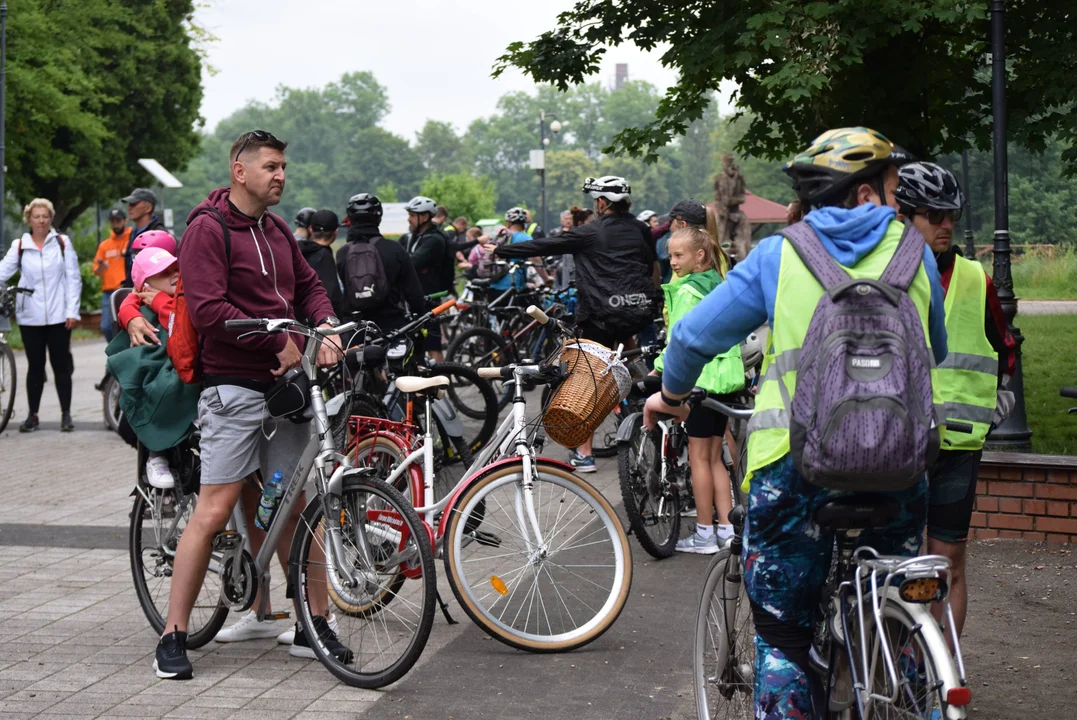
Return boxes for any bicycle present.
[129,317,437,689]
[353,305,633,652]
[617,380,752,559]
[0,286,32,434]
[695,415,977,720]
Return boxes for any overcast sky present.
[195,0,694,141]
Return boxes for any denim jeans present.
[101,290,115,341]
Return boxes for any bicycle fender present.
[324,393,346,418]
[431,396,466,439]
[616,411,643,445]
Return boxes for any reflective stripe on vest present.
[937,255,997,450]
[527,222,538,235]
[743,220,940,488]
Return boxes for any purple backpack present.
[779,221,940,492]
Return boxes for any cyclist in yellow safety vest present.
[643,127,950,718]
[895,161,1016,643]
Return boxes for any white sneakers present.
[213,611,281,643]
[146,454,175,489]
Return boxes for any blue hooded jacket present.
[661,204,948,394]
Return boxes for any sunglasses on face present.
[914,208,962,225]
[233,130,274,162]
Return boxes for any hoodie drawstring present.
[249,228,268,277]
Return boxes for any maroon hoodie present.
[180,188,335,385]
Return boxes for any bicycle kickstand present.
[435,589,459,625]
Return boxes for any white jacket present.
[0,231,82,326]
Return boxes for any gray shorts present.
[197,385,313,486]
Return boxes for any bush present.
[80,260,101,314]
[980,245,1077,300]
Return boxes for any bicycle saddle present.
[814,495,901,532]
[396,375,450,394]
[470,278,492,287]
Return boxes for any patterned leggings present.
[743,456,927,718]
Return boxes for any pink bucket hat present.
[132,248,178,290]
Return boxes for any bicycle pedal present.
[266,611,291,621]
[212,531,243,551]
[470,530,502,548]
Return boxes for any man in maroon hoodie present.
[152,130,347,680]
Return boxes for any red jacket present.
[179,188,335,384]
[117,291,173,329]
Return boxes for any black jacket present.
[404,223,451,295]
[337,225,425,332]
[123,215,168,287]
[497,212,658,330]
[299,239,343,317]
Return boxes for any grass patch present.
[982,245,1077,300]
[1018,314,1077,455]
[3,324,100,351]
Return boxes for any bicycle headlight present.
[898,576,946,603]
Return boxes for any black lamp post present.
[961,149,976,258]
[537,111,564,235]
[986,0,1033,451]
[1,2,7,243]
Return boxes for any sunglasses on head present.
[234,130,274,162]
[913,208,963,225]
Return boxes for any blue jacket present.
[661,204,949,394]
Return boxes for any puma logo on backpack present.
[779,221,940,492]
[344,237,390,313]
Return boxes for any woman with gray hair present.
[0,198,82,432]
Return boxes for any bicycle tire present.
[0,342,15,434]
[290,474,436,689]
[102,374,122,432]
[427,362,498,453]
[334,394,386,452]
[129,490,229,649]
[445,327,516,413]
[443,462,632,652]
[617,419,680,559]
[694,548,755,720]
[592,407,623,458]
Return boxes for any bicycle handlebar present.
[224,318,358,339]
[944,419,974,434]
[478,366,514,380]
[525,305,548,324]
[432,298,457,315]
[224,319,266,330]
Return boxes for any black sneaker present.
[154,627,193,680]
[61,413,74,432]
[290,615,354,663]
[18,414,39,433]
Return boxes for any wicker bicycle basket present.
[542,339,631,449]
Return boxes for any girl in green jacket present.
[653,227,745,553]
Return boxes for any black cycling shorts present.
[927,449,981,544]
[577,321,633,352]
[685,404,728,439]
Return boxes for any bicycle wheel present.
[592,404,624,458]
[102,374,123,432]
[129,488,229,649]
[0,342,15,434]
[427,363,498,453]
[618,419,680,559]
[445,327,517,412]
[443,462,632,652]
[290,475,436,689]
[695,548,755,719]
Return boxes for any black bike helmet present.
[294,207,316,229]
[346,193,383,224]
[783,127,914,208]
[895,162,965,213]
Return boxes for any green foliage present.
[979,247,1077,301]
[1019,315,1077,455]
[495,1,1077,171]
[419,174,497,224]
[79,261,101,314]
[7,0,204,230]
[375,182,400,203]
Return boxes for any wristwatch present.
[318,315,341,328]
[660,390,684,407]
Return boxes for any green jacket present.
[105,306,200,452]
[654,269,745,395]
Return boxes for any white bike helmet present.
[405,196,437,215]
[505,207,528,225]
[582,176,631,202]
[740,331,764,373]
[636,210,656,222]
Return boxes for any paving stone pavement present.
[0,339,706,719]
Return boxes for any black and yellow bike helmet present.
[783,127,914,208]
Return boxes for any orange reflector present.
[490,576,508,595]
[898,577,944,603]
[946,687,971,706]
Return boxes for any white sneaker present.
[278,613,338,646]
[146,455,175,489]
[213,611,280,643]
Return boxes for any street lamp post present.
[1,2,8,244]
[536,111,564,234]
[961,149,976,258]
[987,0,1033,451]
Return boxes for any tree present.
[419,174,497,223]
[7,0,204,230]
[495,1,1077,171]
[415,121,471,176]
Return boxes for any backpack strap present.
[194,207,231,262]
[778,221,849,290]
[18,234,66,266]
[879,223,926,291]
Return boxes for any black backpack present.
[344,237,391,313]
[438,229,457,292]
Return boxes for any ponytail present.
[704,206,733,278]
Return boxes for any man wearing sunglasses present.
[896,161,1016,644]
